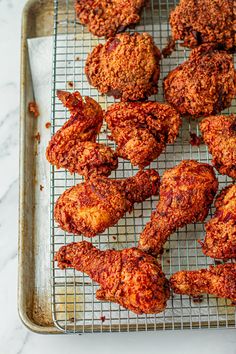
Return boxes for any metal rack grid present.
[50,0,236,333]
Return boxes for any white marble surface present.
[0,0,235,353]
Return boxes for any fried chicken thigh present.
[55,241,170,314]
[170,263,236,302]
[46,90,118,178]
[200,114,236,179]
[201,185,236,259]
[105,101,181,167]
[138,160,218,256]
[164,45,236,118]
[170,0,235,51]
[54,169,160,237]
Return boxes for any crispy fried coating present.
[55,241,170,314]
[164,45,236,118]
[105,101,181,168]
[200,114,236,179]
[46,90,118,178]
[201,185,236,259]
[85,33,161,101]
[54,169,160,237]
[138,160,218,256]
[170,0,235,50]
[170,263,236,302]
[75,0,145,38]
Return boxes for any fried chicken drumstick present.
[138,160,218,256]
[55,169,160,237]
[46,90,118,178]
[105,101,181,168]
[170,0,235,51]
[164,45,236,118]
[55,241,170,314]
[170,263,236,302]
[200,114,236,179]
[201,185,236,260]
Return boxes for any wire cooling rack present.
[50,0,236,333]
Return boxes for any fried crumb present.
[189,133,203,146]
[192,295,204,303]
[162,37,176,58]
[45,122,51,129]
[34,132,41,144]
[40,185,44,191]
[100,316,106,323]
[28,101,40,118]
[67,81,74,88]
[76,56,80,61]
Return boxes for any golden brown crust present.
[164,44,236,118]
[170,0,235,50]
[85,33,161,101]
[105,101,181,167]
[55,241,170,314]
[46,90,118,178]
[75,0,145,38]
[54,169,160,237]
[170,263,236,302]
[200,114,236,179]
[201,185,236,259]
[138,160,218,256]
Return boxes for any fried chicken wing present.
[54,169,160,237]
[105,101,181,168]
[170,0,235,51]
[46,90,118,178]
[164,45,236,118]
[170,263,236,302]
[138,160,218,256]
[201,185,236,259]
[200,114,236,179]
[55,241,170,314]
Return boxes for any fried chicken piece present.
[55,241,170,314]
[46,90,118,178]
[170,263,236,302]
[85,32,161,101]
[54,169,160,237]
[170,0,235,51]
[201,185,236,259]
[105,101,181,168]
[55,90,103,142]
[164,44,236,118]
[200,114,236,179]
[75,0,145,38]
[138,160,218,256]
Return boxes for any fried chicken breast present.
[55,241,170,314]
[105,101,181,167]
[164,45,236,118]
[200,114,236,179]
[201,185,236,260]
[170,263,236,302]
[54,169,160,237]
[46,90,118,178]
[170,0,235,51]
[85,32,161,101]
[75,0,146,38]
[138,160,218,256]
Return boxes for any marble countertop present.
[0,0,235,353]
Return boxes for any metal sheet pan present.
[19,0,236,334]
[19,0,59,334]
